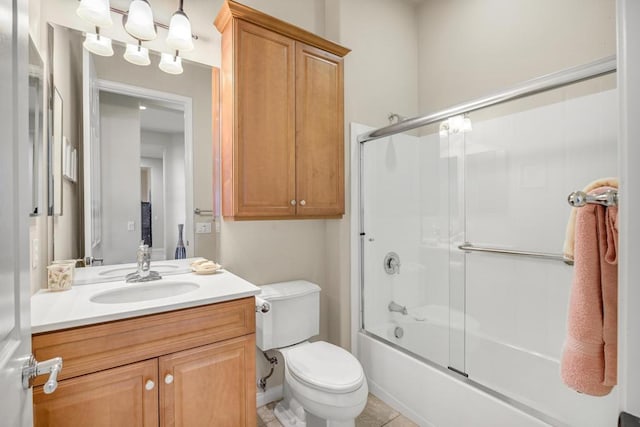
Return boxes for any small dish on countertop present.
[191,259,222,275]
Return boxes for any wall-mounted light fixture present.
[76,0,197,75]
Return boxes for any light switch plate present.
[196,222,212,234]
[127,221,135,231]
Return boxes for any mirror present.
[28,37,44,216]
[47,23,216,266]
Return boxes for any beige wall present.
[417,0,616,114]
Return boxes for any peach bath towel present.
[560,189,618,396]
[563,177,618,261]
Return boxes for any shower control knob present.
[300,200,306,206]
[290,200,296,206]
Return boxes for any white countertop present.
[73,258,201,285]
[31,270,261,334]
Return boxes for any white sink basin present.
[90,281,200,304]
[98,264,180,277]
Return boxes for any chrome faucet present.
[125,241,161,283]
[84,256,104,266]
[388,301,408,315]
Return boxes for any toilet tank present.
[256,280,321,351]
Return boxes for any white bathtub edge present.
[359,332,552,427]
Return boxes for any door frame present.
[617,0,640,417]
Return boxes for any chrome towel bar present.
[567,189,618,207]
[459,243,573,265]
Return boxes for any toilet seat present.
[284,341,365,394]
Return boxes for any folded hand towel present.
[560,188,618,396]
[563,177,618,261]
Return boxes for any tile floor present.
[257,394,419,427]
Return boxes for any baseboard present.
[257,385,283,408]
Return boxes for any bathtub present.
[358,308,618,427]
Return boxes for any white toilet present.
[256,280,368,427]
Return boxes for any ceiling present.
[140,103,185,134]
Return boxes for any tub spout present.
[388,301,408,315]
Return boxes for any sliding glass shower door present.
[360,73,619,426]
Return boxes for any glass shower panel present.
[463,75,618,426]
[361,126,456,369]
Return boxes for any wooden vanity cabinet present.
[215,0,350,220]
[32,297,256,427]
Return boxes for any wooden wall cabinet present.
[32,298,256,427]
[215,0,350,220]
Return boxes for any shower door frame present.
[353,54,619,425]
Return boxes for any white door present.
[0,0,34,425]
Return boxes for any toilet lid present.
[285,342,365,394]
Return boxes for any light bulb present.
[83,33,114,57]
[159,52,183,75]
[124,0,156,41]
[124,42,151,66]
[77,0,113,28]
[166,11,194,51]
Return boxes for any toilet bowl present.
[276,341,368,426]
[256,281,368,427]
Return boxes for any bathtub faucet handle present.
[384,252,401,274]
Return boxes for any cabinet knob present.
[145,380,155,391]
[164,374,174,384]
[290,200,296,206]
[300,200,306,206]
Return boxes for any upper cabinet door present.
[233,20,296,217]
[295,43,345,217]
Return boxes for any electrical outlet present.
[127,221,135,231]
[196,222,212,234]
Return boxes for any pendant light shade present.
[166,11,194,51]
[124,42,151,66]
[83,33,114,57]
[159,53,183,75]
[77,0,113,28]
[124,0,157,41]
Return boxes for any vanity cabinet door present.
[33,359,158,427]
[295,42,345,217]
[159,334,256,427]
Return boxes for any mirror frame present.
[50,86,63,216]
[28,36,44,217]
